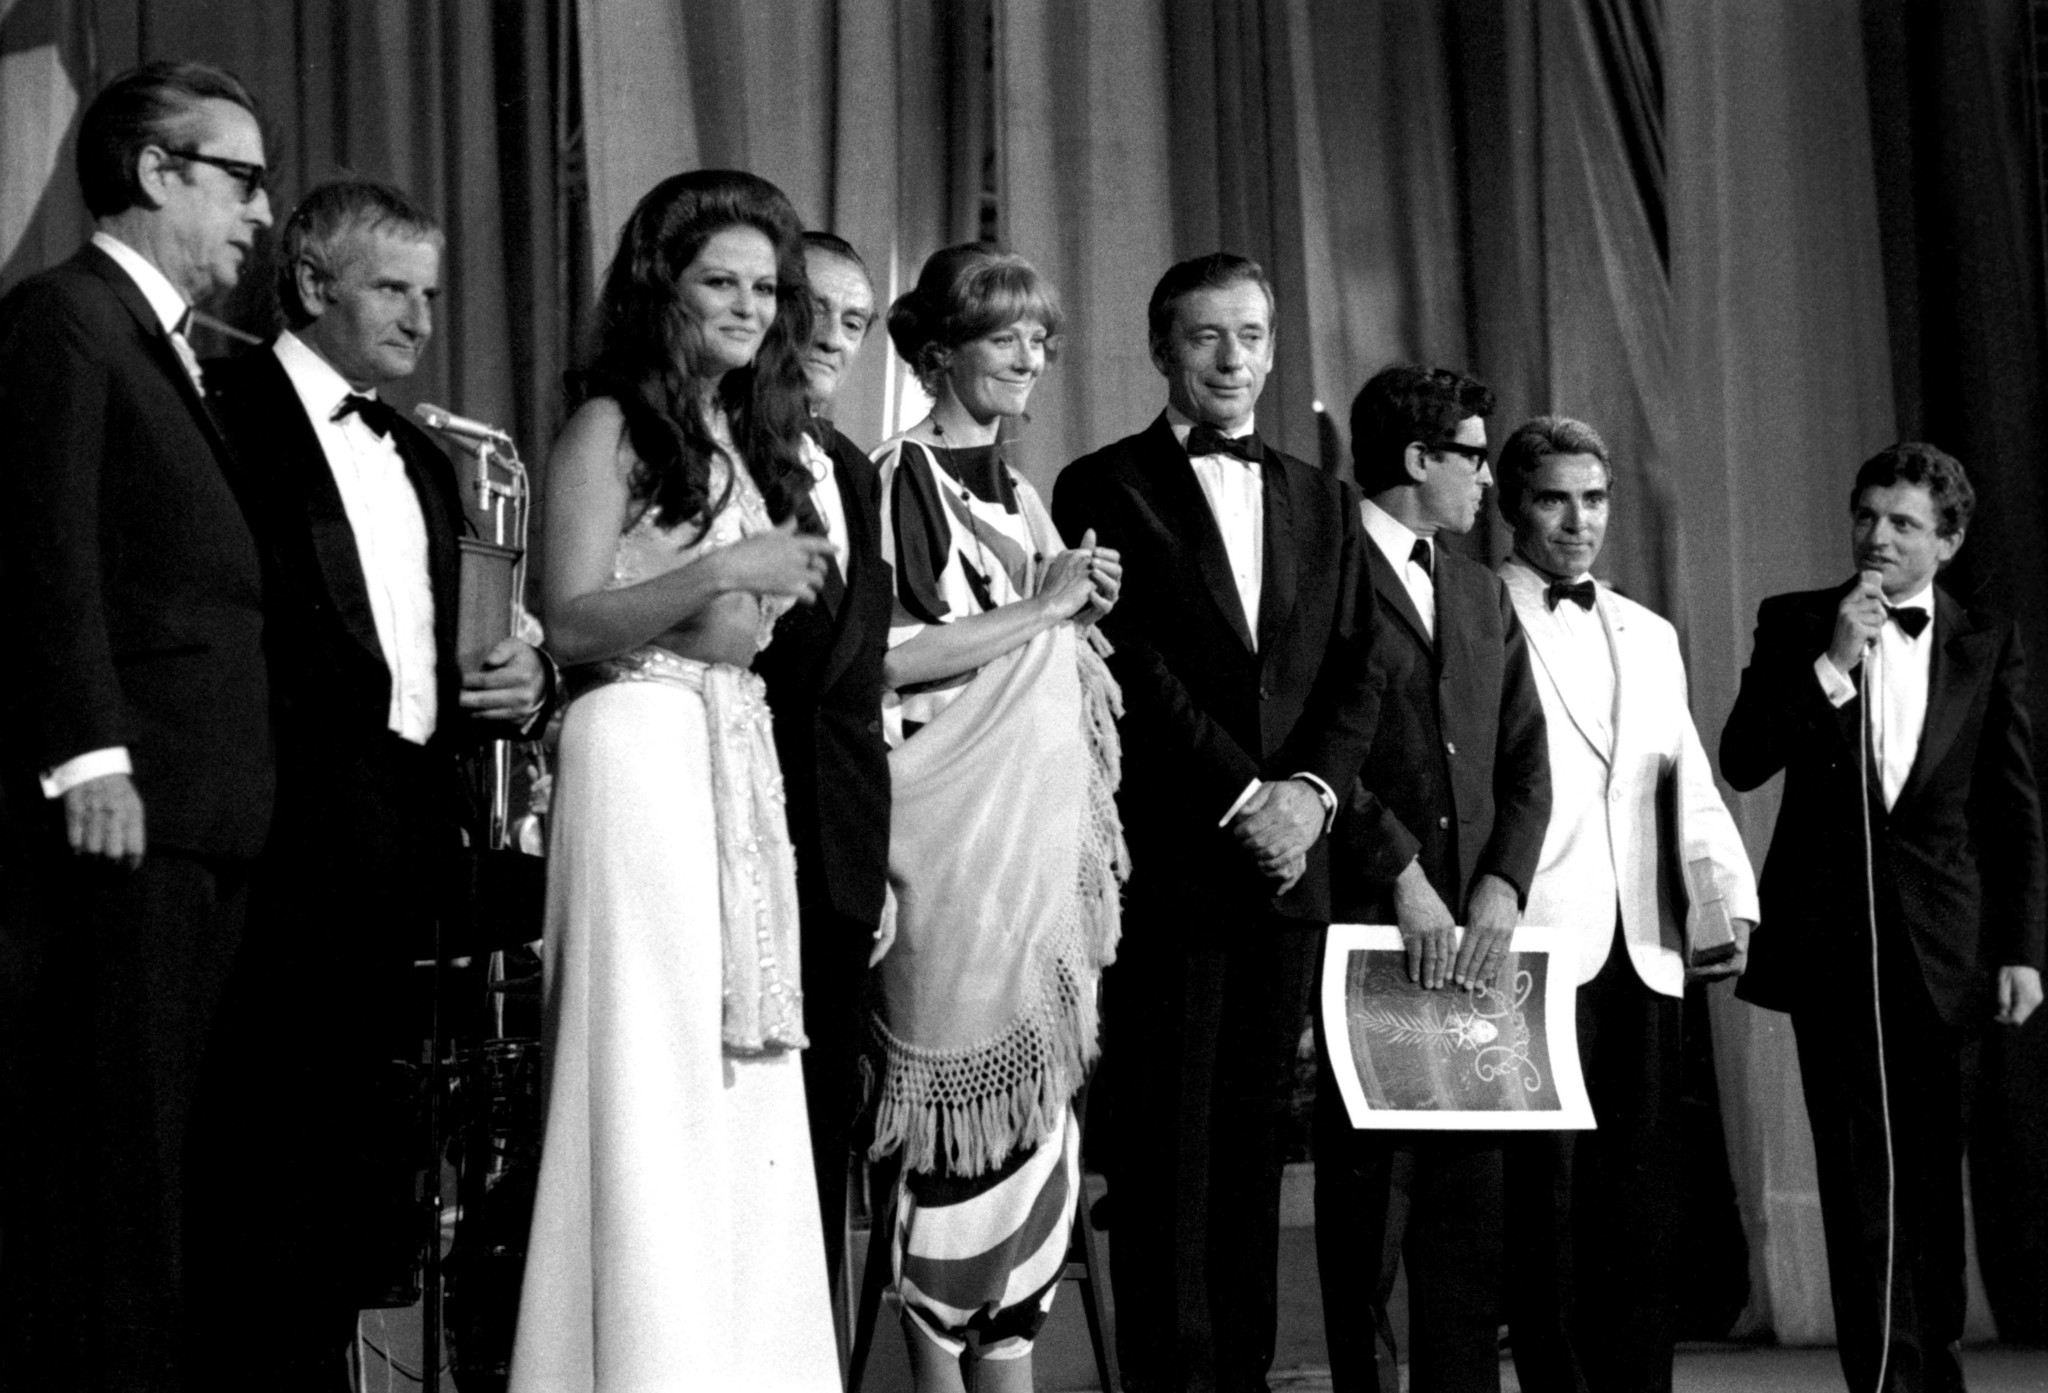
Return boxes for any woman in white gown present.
[509,170,843,1393]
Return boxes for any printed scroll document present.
[1320,924,1593,1130]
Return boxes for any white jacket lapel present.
[1518,584,1614,766]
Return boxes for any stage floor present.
[349,1185,2048,1391]
[860,1223,2048,1393]
[1263,1348,2048,1393]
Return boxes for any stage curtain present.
[575,0,997,460]
[1859,0,2048,1344]
[1667,0,1901,1345]
[0,0,582,488]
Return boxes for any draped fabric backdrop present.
[0,0,584,511]
[4,0,2043,1350]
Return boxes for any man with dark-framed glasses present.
[0,60,276,1389]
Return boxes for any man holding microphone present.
[1721,442,2045,1393]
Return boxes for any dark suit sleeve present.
[1720,592,1861,792]
[1332,597,1425,892]
[1053,461,1262,816]
[1474,582,1550,903]
[1270,479,1381,801]
[1971,622,2048,970]
[0,281,129,771]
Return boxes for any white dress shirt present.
[1815,580,1934,809]
[275,332,440,744]
[40,234,197,799]
[1361,498,1435,639]
[802,432,851,577]
[1168,402,1263,646]
[1506,559,1615,754]
[1163,408,1337,832]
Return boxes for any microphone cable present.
[1858,651,1896,1393]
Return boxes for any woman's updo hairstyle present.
[573,169,816,529]
[886,242,1064,397]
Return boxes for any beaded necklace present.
[928,415,1009,609]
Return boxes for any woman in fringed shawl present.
[865,243,1130,1393]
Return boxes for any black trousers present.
[1106,916,1320,1393]
[1503,919,1685,1393]
[798,903,875,1293]
[1793,948,1969,1393]
[1312,1036,1504,1393]
[187,734,455,1393]
[0,844,250,1393]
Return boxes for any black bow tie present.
[1186,425,1261,463]
[1887,604,1930,639]
[333,393,404,440]
[1546,578,1596,611]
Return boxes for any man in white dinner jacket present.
[1492,415,1756,1393]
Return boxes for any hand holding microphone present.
[1827,566,1889,672]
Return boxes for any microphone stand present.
[413,416,531,1392]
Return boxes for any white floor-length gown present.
[509,442,839,1393]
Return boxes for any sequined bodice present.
[609,442,789,652]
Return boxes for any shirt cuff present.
[41,746,133,799]
[1292,772,1340,834]
[1813,654,1857,708]
[518,648,563,737]
[1217,778,1262,828]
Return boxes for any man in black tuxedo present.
[200,179,548,1385]
[0,61,276,1391]
[1052,253,1378,1393]
[756,229,893,1295]
[1721,443,2044,1393]
[1314,365,1550,1393]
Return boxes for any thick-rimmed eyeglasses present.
[1424,440,1489,467]
[163,149,268,203]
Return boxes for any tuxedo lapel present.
[816,445,874,694]
[1255,446,1297,651]
[1901,587,1986,809]
[244,351,388,671]
[1598,597,1634,765]
[1134,418,1256,652]
[391,424,464,685]
[1518,585,1616,765]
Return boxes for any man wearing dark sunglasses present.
[164,147,269,202]
[1314,364,1552,1393]
[0,59,276,1390]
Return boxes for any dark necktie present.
[1546,578,1596,611]
[1409,538,1434,578]
[333,393,405,441]
[1887,604,1929,639]
[168,308,204,389]
[1186,424,1261,463]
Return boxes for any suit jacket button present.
[1259,686,1271,700]
[868,718,881,733]
[1437,815,1450,829]
[1446,741,1457,755]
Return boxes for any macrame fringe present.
[865,631,1131,1178]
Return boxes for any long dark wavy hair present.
[572,170,816,529]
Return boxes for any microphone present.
[414,402,513,447]
[1861,567,1885,650]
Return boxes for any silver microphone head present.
[414,402,512,445]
